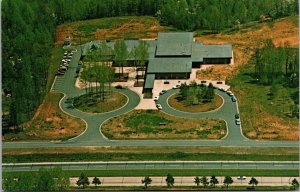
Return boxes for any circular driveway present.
[3,45,298,148]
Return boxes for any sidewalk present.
[70,176,299,187]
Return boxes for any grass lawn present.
[168,93,223,113]
[3,146,298,162]
[228,62,298,140]
[73,91,127,113]
[101,110,226,139]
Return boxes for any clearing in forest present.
[55,16,167,45]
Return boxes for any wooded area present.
[2,0,298,128]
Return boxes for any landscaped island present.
[168,82,223,113]
[102,110,226,139]
[73,91,127,113]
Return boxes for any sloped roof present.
[155,32,193,56]
[144,74,155,89]
[147,58,192,73]
[192,44,232,59]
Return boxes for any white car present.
[237,176,246,180]
[172,84,181,89]
[227,91,234,96]
[154,96,159,101]
[156,104,162,110]
[159,90,167,95]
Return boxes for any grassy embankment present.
[195,16,299,140]
[3,146,298,163]
[101,110,226,139]
[229,60,298,140]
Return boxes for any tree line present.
[3,167,69,191]
[2,0,298,128]
[4,170,300,190]
[254,40,299,87]
[51,0,298,31]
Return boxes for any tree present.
[248,177,259,188]
[141,176,152,189]
[52,167,69,191]
[92,177,101,187]
[291,178,299,190]
[37,168,55,191]
[76,172,90,188]
[210,175,219,188]
[194,176,200,187]
[223,176,233,189]
[114,40,129,77]
[165,173,175,188]
[200,176,209,188]
[133,40,149,82]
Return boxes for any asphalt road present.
[3,161,299,172]
[3,45,299,149]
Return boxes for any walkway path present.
[69,176,299,187]
[3,45,298,149]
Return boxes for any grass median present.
[3,146,298,163]
[102,110,226,139]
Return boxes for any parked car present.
[235,113,240,120]
[156,104,162,110]
[154,96,159,101]
[159,90,167,95]
[218,87,226,92]
[172,84,181,89]
[231,96,237,102]
[237,176,246,180]
[56,71,65,76]
[227,91,234,96]
[235,119,241,125]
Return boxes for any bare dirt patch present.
[3,93,85,141]
[102,110,226,140]
[55,16,166,45]
[196,17,298,81]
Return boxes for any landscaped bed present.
[101,110,226,139]
[168,93,223,113]
[73,91,127,113]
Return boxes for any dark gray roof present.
[147,58,192,73]
[155,32,193,56]
[144,74,155,89]
[192,44,232,59]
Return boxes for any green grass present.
[125,112,172,127]
[102,110,226,139]
[3,152,298,163]
[228,61,298,140]
[73,91,127,113]
[4,169,298,177]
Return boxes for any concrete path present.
[3,45,299,149]
[69,176,299,187]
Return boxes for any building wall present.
[155,72,190,79]
[203,58,231,64]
